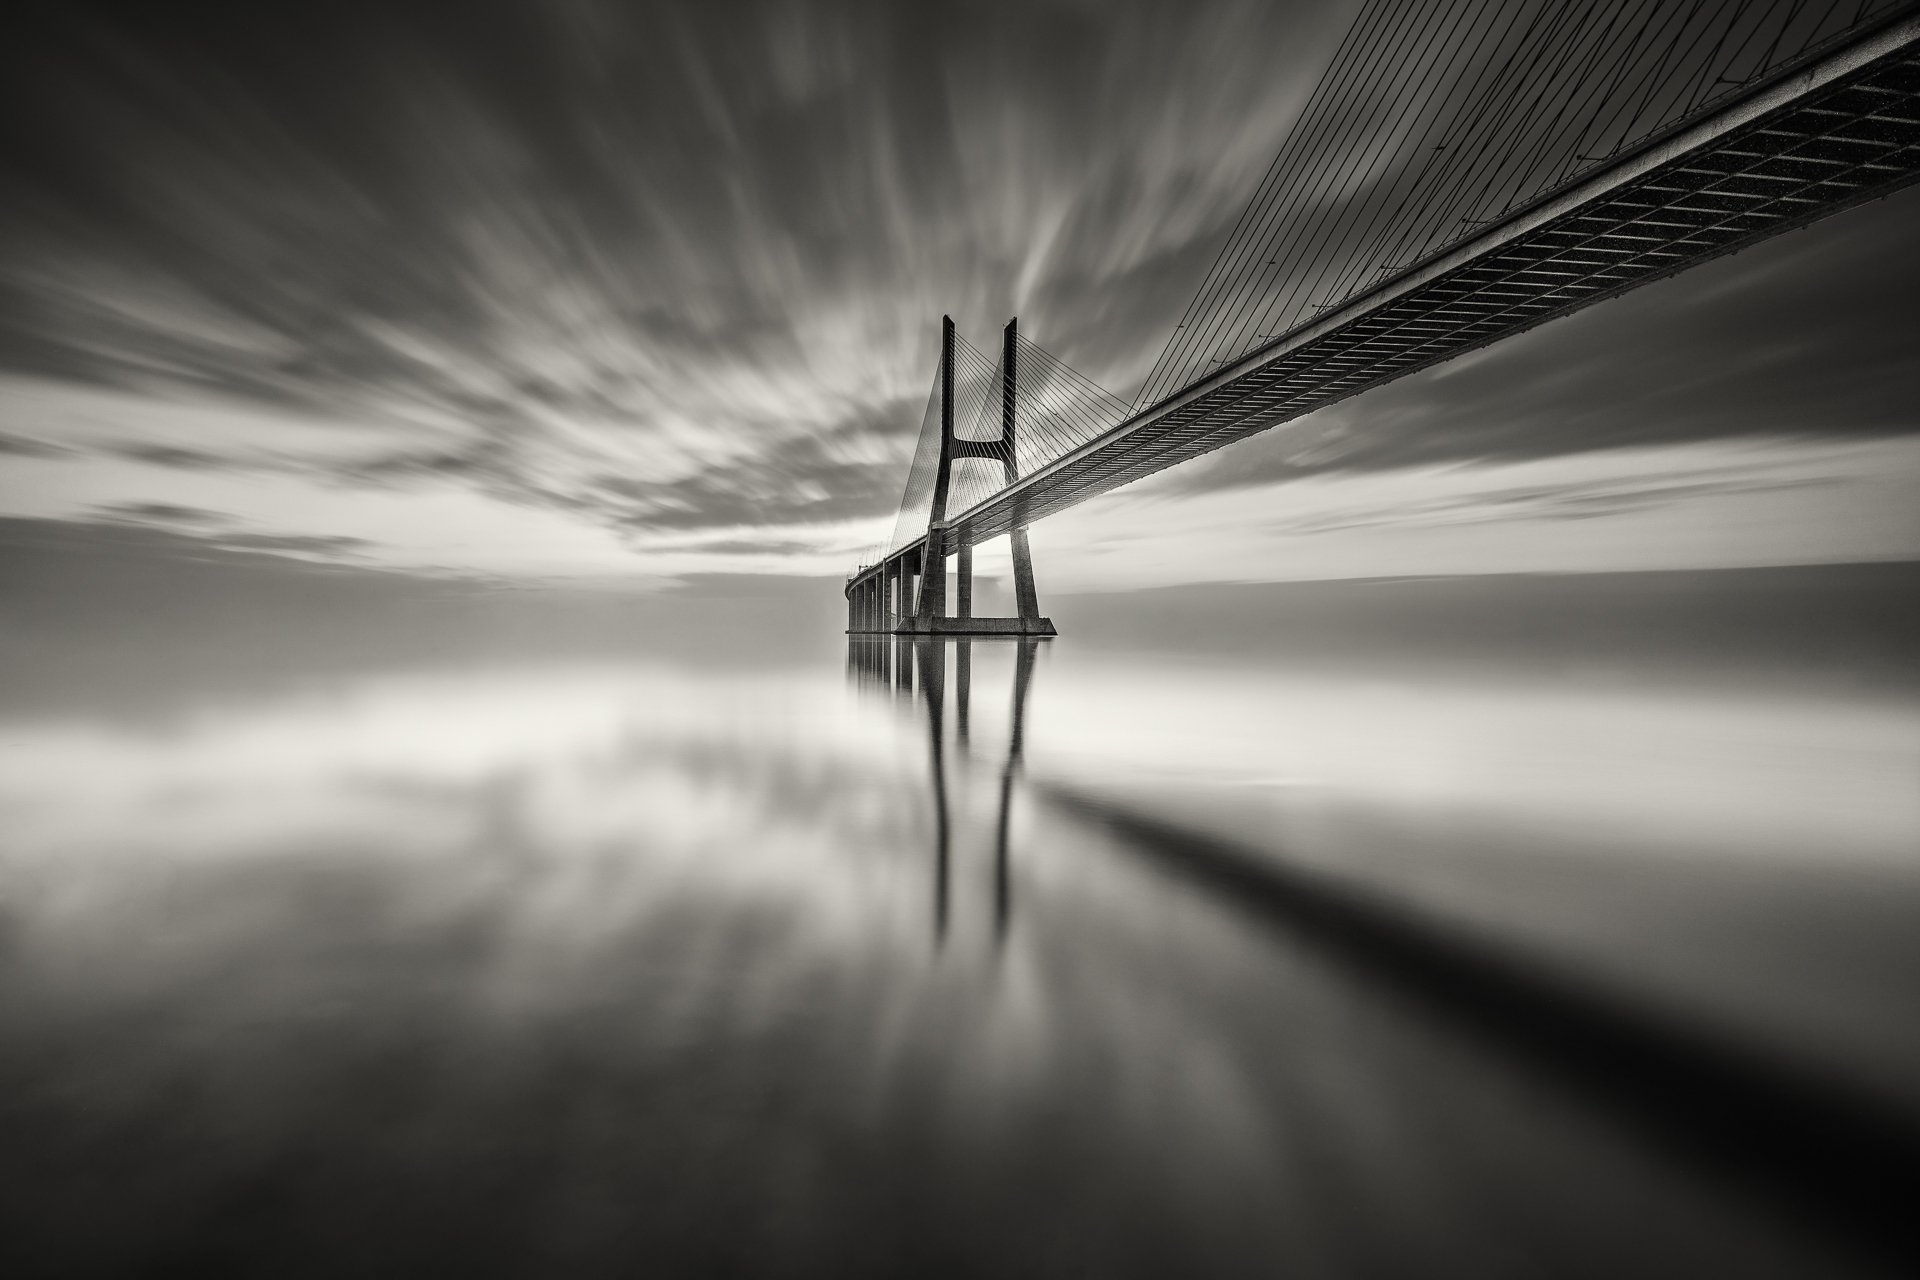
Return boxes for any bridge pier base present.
[901,528,1054,636]
[847,530,1055,636]
[893,616,1055,636]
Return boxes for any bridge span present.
[848,1,1920,635]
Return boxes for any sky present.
[1,0,1916,593]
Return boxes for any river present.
[1,549,1915,1277]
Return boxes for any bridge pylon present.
[848,315,1056,637]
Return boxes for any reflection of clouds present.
[0,645,1897,1269]
[1022,655,1920,867]
[0,666,910,873]
[0,657,1375,1241]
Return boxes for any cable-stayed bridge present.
[847,0,1920,635]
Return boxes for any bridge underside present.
[852,15,1920,577]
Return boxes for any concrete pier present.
[956,542,973,619]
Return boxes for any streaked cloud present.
[90,500,230,527]
[0,1,1914,586]
[1037,435,1920,590]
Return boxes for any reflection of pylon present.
[884,635,1040,951]
[994,637,1036,943]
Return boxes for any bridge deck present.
[853,10,1920,588]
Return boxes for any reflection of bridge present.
[847,1,1920,634]
[847,635,1039,942]
[849,629,1920,1269]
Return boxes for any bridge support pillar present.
[917,528,948,622]
[1010,528,1040,621]
[956,542,972,619]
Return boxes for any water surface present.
[2,553,1916,1277]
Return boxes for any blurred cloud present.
[0,430,71,457]
[0,0,1914,587]
[91,500,229,527]
[0,0,1349,577]
[1040,435,1920,590]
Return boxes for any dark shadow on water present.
[1039,783,1920,1274]
[855,630,1920,1269]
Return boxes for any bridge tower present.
[850,315,1055,637]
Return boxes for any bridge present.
[847,0,1920,635]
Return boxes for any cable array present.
[1132,0,1909,409]
[849,0,1913,580]
[869,331,1004,560]
[944,333,1135,519]
[874,363,942,565]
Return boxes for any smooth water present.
[1,555,1916,1278]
